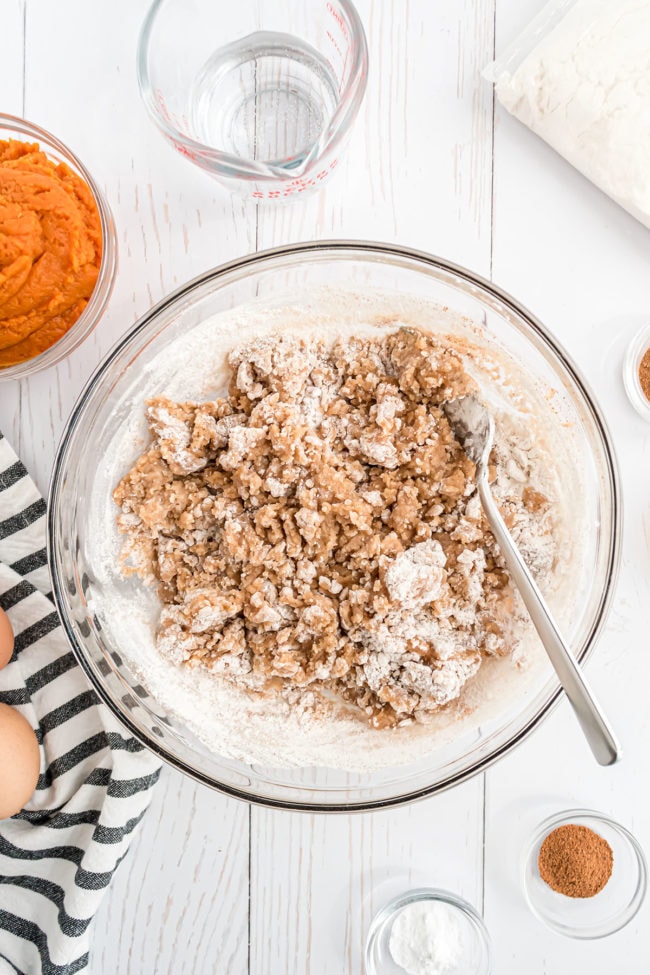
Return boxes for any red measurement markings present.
[251,159,339,199]
[326,29,344,62]
[327,2,349,39]
[325,1,352,93]
[173,141,198,162]
[156,88,171,122]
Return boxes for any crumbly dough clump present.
[114,329,553,729]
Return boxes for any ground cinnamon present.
[638,348,650,402]
[538,824,613,898]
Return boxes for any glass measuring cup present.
[137,0,368,202]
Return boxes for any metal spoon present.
[444,394,620,766]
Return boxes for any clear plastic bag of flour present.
[485,0,650,229]
[484,0,578,85]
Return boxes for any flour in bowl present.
[86,291,584,771]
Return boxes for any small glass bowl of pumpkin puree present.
[0,114,117,379]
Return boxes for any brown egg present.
[0,704,40,820]
[0,608,14,670]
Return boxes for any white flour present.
[88,291,586,771]
[492,0,650,228]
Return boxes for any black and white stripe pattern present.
[0,433,161,975]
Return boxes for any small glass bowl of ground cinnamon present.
[623,326,650,421]
[524,809,647,939]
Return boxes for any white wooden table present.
[3,1,650,972]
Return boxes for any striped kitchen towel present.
[0,432,161,975]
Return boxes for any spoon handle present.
[477,476,620,767]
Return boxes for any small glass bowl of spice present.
[524,809,647,939]
[623,326,650,420]
[365,888,492,975]
[0,113,117,380]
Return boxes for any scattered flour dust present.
[90,292,583,771]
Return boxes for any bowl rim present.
[136,0,369,180]
[0,112,117,380]
[47,239,622,812]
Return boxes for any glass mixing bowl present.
[48,241,620,811]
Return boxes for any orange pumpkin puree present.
[0,139,102,367]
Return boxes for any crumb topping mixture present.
[114,329,554,729]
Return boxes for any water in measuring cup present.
[189,32,340,167]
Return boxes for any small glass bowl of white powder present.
[365,888,492,975]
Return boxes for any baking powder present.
[389,900,466,975]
